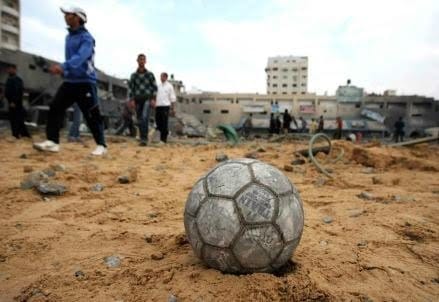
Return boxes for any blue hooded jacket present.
[61,26,97,83]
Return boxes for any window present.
[273,92,277,95]
[301,67,307,71]
[272,84,278,87]
[28,64,36,70]
[203,110,211,114]
[221,110,229,114]
[282,84,287,87]
[283,75,287,79]
[191,98,196,103]
[273,67,278,71]
[411,114,422,117]
[282,68,288,72]
[292,84,297,87]
[301,83,306,87]
[355,103,361,108]
[273,75,277,79]
[301,92,305,94]
[199,100,203,104]
[282,92,287,95]
[302,75,307,79]
[292,68,298,72]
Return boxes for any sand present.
[0,134,438,301]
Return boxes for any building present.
[265,55,308,95]
[177,88,439,137]
[0,0,20,51]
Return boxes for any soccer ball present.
[184,158,304,273]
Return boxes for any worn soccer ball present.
[184,158,304,273]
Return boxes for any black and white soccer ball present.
[184,158,304,273]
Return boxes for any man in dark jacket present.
[4,64,31,139]
[394,117,405,142]
[34,6,107,156]
[282,109,292,134]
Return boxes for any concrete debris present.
[42,168,56,177]
[284,164,294,172]
[215,153,229,162]
[174,233,188,246]
[171,113,206,137]
[91,183,105,192]
[361,167,375,174]
[372,177,382,185]
[50,164,66,172]
[36,182,67,195]
[323,216,333,224]
[357,240,368,248]
[151,252,164,260]
[23,166,33,173]
[256,146,266,153]
[358,192,374,200]
[103,255,121,268]
[74,270,86,279]
[319,240,328,247]
[244,151,258,159]
[118,167,138,184]
[291,158,306,165]
[20,172,49,190]
[168,294,178,302]
[393,195,416,202]
[349,209,365,218]
[19,153,28,159]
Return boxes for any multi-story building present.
[0,0,20,51]
[265,55,308,95]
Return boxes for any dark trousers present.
[155,106,170,142]
[116,117,136,137]
[135,97,151,143]
[46,82,106,146]
[394,131,404,142]
[9,107,31,138]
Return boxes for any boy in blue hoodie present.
[34,6,107,156]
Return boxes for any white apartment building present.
[0,0,20,51]
[265,55,308,95]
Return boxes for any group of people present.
[268,111,331,136]
[3,6,176,156]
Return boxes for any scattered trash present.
[372,177,382,185]
[42,168,56,177]
[393,195,415,202]
[19,153,28,159]
[256,146,266,153]
[74,270,86,279]
[50,164,66,172]
[361,167,375,174]
[103,255,121,268]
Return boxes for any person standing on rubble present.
[128,54,157,146]
[34,6,107,155]
[155,72,176,143]
[4,64,31,139]
[394,116,405,143]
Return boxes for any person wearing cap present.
[33,7,107,155]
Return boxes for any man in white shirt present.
[155,72,176,143]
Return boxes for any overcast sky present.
[22,0,439,98]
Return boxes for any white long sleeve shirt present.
[156,81,176,107]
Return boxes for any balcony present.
[1,5,19,17]
[1,23,19,34]
[1,41,19,50]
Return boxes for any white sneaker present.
[33,140,60,153]
[91,145,107,156]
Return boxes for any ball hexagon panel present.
[230,158,257,165]
[235,184,277,223]
[233,225,283,270]
[185,179,207,216]
[276,195,304,242]
[196,198,241,248]
[251,162,292,195]
[184,215,203,258]
[202,245,242,273]
[271,238,301,270]
[206,163,252,197]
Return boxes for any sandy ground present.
[0,132,438,301]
